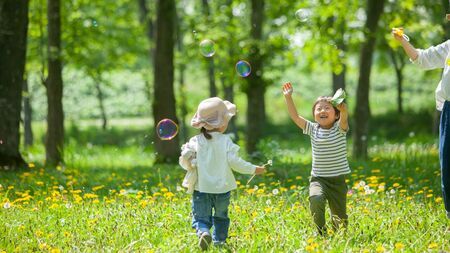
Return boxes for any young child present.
[392,27,450,219]
[179,97,266,250]
[282,82,350,235]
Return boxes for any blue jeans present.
[440,101,450,213]
[192,191,230,243]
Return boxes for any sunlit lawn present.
[1,131,449,252]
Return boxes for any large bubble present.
[156,119,178,140]
[235,60,251,77]
[295,8,311,22]
[199,39,216,57]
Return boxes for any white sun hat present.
[191,97,236,130]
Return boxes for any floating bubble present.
[156,119,178,140]
[235,60,251,77]
[199,39,215,57]
[295,8,311,22]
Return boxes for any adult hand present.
[392,27,406,42]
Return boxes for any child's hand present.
[336,102,347,113]
[254,166,266,175]
[282,82,293,96]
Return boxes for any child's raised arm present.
[282,82,307,130]
[336,103,349,131]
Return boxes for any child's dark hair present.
[201,127,212,139]
[312,96,340,121]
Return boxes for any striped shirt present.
[303,120,351,177]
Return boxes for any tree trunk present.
[332,23,347,92]
[388,48,405,114]
[0,0,28,168]
[352,0,385,159]
[222,77,238,141]
[178,63,188,142]
[176,8,188,143]
[153,0,179,163]
[245,0,266,154]
[137,0,155,121]
[94,78,107,130]
[332,65,346,92]
[442,0,450,40]
[23,79,34,147]
[46,0,64,166]
[201,0,217,97]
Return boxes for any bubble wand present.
[392,27,410,41]
[247,160,272,185]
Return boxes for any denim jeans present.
[440,101,450,214]
[192,191,230,243]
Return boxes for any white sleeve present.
[226,139,256,175]
[179,137,198,171]
[412,40,450,70]
[303,120,314,136]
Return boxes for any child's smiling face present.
[313,101,338,129]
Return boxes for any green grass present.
[1,116,449,252]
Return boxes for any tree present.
[153,0,179,163]
[23,78,34,146]
[245,0,266,154]
[0,0,29,168]
[353,0,385,159]
[45,0,64,166]
[201,0,217,97]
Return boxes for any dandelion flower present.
[272,189,279,195]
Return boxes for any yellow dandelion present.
[376,245,385,253]
[50,248,61,253]
[83,193,98,199]
[435,197,443,203]
[164,192,175,199]
[92,185,105,191]
[39,243,48,250]
[35,230,44,237]
[393,183,400,188]
[428,242,438,249]
[394,242,404,249]
[305,245,314,252]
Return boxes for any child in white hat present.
[179,97,266,250]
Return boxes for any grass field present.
[1,116,449,252]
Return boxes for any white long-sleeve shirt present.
[412,40,450,111]
[179,132,256,194]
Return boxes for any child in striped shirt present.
[282,82,350,235]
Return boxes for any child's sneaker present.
[198,232,212,250]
